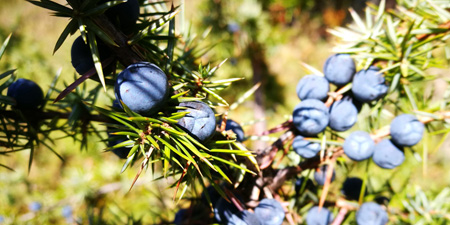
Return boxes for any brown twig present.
[331,207,349,225]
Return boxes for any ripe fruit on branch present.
[254,198,285,225]
[296,74,330,101]
[343,131,375,161]
[213,196,241,223]
[114,62,168,116]
[372,139,405,169]
[390,114,424,147]
[71,36,113,76]
[306,206,334,225]
[341,177,366,201]
[101,0,140,34]
[61,205,73,218]
[314,165,336,186]
[328,97,358,131]
[355,202,388,225]
[7,78,44,110]
[225,119,245,142]
[292,99,329,136]
[292,135,321,158]
[323,53,356,86]
[201,186,222,208]
[173,209,187,225]
[28,201,42,212]
[228,210,261,225]
[177,101,216,142]
[351,66,388,102]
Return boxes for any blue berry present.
[292,99,329,136]
[112,99,122,110]
[225,119,245,142]
[390,114,424,147]
[201,185,222,208]
[296,75,330,101]
[177,101,216,141]
[372,139,404,169]
[213,197,241,223]
[28,201,42,211]
[61,205,73,218]
[254,198,285,225]
[115,62,168,116]
[174,209,187,225]
[328,97,358,131]
[228,210,261,225]
[227,23,240,33]
[341,177,366,201]
[323,54,355,86]
[101,0,139,34]
[343,131,375,161]
[306,206,334,225]
[356,202,388,225]
[71,36,113,76]
[7,78,44,110]
[314,165,335,186]
[351,67,388,102]
[292,135,321,158]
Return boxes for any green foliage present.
[2,0,258,208]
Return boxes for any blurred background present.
[0,0,449,224]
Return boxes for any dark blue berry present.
[341,177,366,201]
[296,74,329,101]
[356,202,388,225]
[228,210,261,225]
[71,36,113,76]
[323,54,355,86]
[177,101,216,141]
[390,114,424,147]
[28,201,42,212]
[61,205,73,218]
[101,0,140,34]
[213,197,241,223]
[7,78,44,110]
[372,139,404,169]
[306,206,334,225]
[115,62,168,116]
[352,67,388,102]
[225,119,245,142]
[343,131,375,161]
[292,135,321,159]
[292,99,329,136]
[328,97,358,131]
[254,198,285,225]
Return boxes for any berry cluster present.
[293,53,425,163]
[344,113,424,169]
[292,54,426,224]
